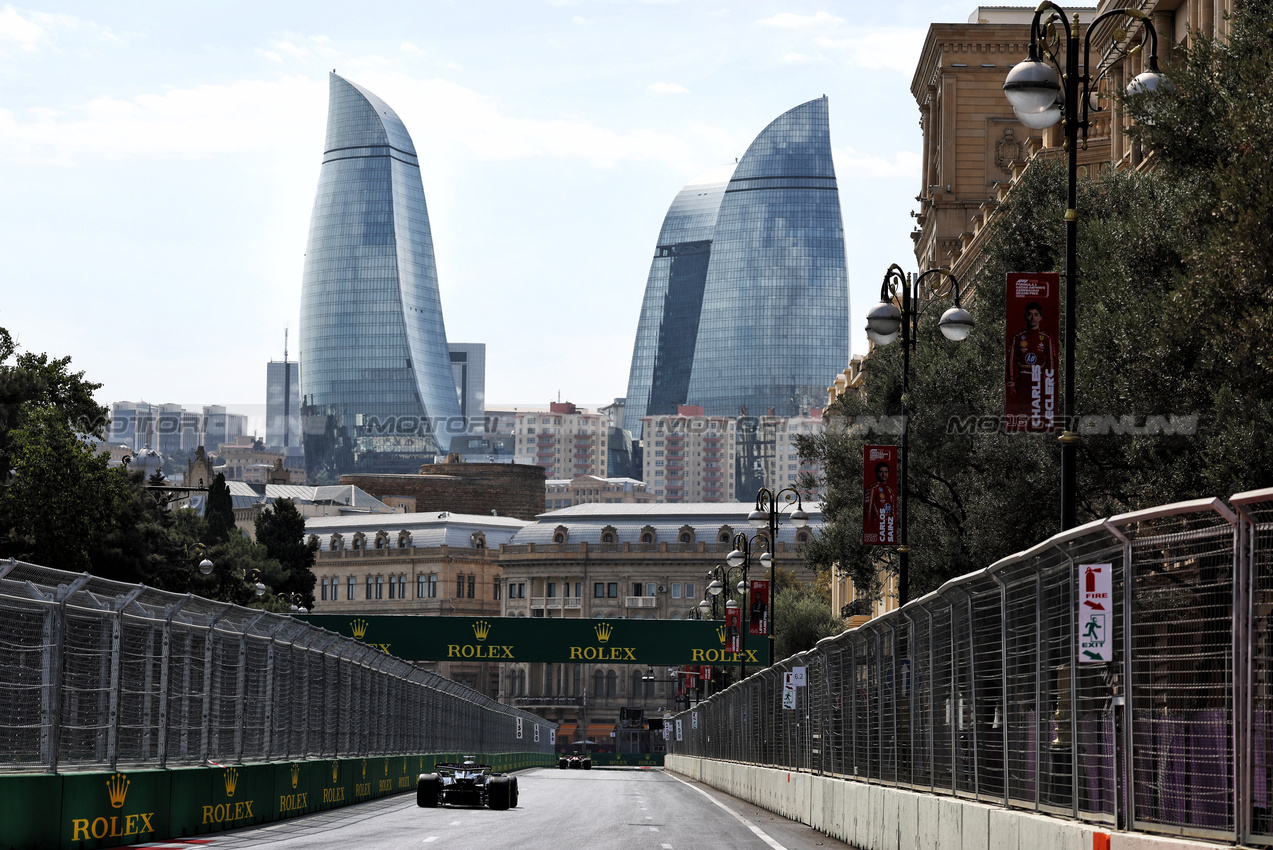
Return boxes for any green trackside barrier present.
[2,753,557,850]
[583,753,665,767]
[60,769,169,849]
[0,773,61,850]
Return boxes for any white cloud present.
[0,5,44,50]
[257,49,283,64]
[0,71,699,171]
[780,52,822,64]
[834,147,922,180]
[401,41,425,56]
[816,28,926,73]
[648,82,689,95]
[757,11,843,28]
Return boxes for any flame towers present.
[299,73,462,477]
[623,97,850,434]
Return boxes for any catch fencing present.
[669,489,1273,846]
[0,561,553,773]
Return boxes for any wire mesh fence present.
[0,561,553,774]
[670,489,1273,845]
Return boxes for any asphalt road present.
[177,767,855,850]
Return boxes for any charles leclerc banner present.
[862,445,898,546]
[1005,272,1060,431]
[724,605,742,653]
[749,580,771,637]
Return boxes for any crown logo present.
[290,763,300,789]
[717,625,727,645]
[351,619,369,640]
[106,773,129,809]
[224,767,239,797]
[331,761,339,783]
[473,620,491,641]
[595,622,613,643]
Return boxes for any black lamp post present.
[746,486,810,661]
[1003,3,1167,530]
[865,264,974,608]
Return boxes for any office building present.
[299,73,463,477]
[448,343,486,439]
[266,358,301,451]
[623,98,850,434]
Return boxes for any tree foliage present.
[802,9,1273,603]
[255,498,318,608]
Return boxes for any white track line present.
[664,772,788,850]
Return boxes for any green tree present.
[773,583,843,662]
[802,8,1273,603]
[205,472,236,544]
[254,498,317,607]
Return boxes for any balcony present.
[564,598,581,609]
[625,597,657,609]
[531,596,564,609]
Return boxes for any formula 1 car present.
[557,753,592,770]
[416,759,519,810]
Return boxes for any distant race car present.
[416,759,519,810]
[557,753,592,770]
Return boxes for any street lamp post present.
[747,486,810,661]
[866,264,974,608]
[1003,3,1167,530]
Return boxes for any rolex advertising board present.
[298,614,770,667]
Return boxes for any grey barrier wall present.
[668,489,1273,847]
[0,561,554,773]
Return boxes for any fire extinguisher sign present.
[1078,564,1113,662]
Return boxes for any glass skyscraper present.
[623,97,850,435]
[299,73,463,477]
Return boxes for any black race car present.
[557,753,592,770]
[417,759,519,810]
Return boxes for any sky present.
[0,1,978,420]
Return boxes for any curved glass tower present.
[623,98,849,434]
[622,163,736,434]
[300,73,462,476]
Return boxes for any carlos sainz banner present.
[1005,272,1060,431]
[862,445,898,546]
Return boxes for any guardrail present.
[668,488,1273,846]
[0,560,554,774]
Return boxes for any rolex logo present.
[291,763,300,789]
[717,625,727,645]
[473,620,491,641]
[595,622,613,643]
[106,773,129,808]
[351,619,369,640]
[223,767,239,797]
[331,761,339,783]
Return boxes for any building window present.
[388,575,396,599]
[632,582,642,597]
[494,577,501,600]
[605,670,617,697]
[574,582,582,598]
[646,582,656,596]
[672,583,682,599]
[601,531,615,545]
[347,576,355,600]
[517,583,526,598]
[375,576,383,599]
[594,582,604,598]
[320,578,327,601]
[678,531,692,544]
[547,582,557,598]
[418,575,427,598]
[573,664,582,696]
[467,575,476,598]
[365,576,373,600]
[685,582,695,599]
[592,669,604,697]
[607,582,618,598]
[429,575,438,598]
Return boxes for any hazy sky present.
[1,1,977,415]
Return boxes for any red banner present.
[862,445,898,545]
[724,606,742,653]
[1005,272,1060,431]
[701,665,712,681]
[749,580,771,636]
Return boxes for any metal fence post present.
[107,588,143,770]
[991,571,1010,808]
[157,596,191,767]
[1034,562,1043,812]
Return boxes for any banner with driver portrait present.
[862,445,898,545]
[748,580,770,636]
[1005,272,1060,431]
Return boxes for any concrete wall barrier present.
[2,752,554,850]
[664,757,1228,850]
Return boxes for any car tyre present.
[509,776,519,808]
[582,759,592,770]
[487,776,511,811]
[416,773,440,808]
[558,758,568,769]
